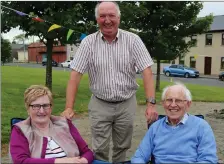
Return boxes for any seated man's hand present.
[61,108,75,119]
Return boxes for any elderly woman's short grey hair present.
[161,82,192,101]
[24,85,53,109]
[95,1,121,18]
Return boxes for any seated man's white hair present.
[161,82,192,101]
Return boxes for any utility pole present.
[23,38,26,62]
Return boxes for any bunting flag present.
[15,10,27,16]
[80,33,87,40]
[48,24,62,32]
[1,5,88,42]
[32,17,44,22]
[67,29,74,41]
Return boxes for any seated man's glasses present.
[164,98,187,106]
[29,104,52,111]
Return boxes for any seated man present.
[131,82,218,163]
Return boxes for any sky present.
[2,2,224,43]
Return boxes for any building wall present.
[66,44,79,60]
[17,51,28,62]
[28,44,67,63]
[176,32,224,75]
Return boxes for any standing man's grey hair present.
[95,1,121,18]
[161,82,192,101]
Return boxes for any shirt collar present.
[100,29,120,42]
[165,113,189,126]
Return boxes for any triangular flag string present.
[48,24,62,32]
[1,5,88,41]
[67,29,74,41]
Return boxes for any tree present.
[119,1,213,91]
[1,36,12,65]
[1,1,98,90]
[13,34,27,44]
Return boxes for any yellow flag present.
[194,54,198,59]
[48,24,61,32]
[67,29,74,41]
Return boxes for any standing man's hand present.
[145,104,158,124]
[61,108,75,119]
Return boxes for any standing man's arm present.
[60,36,91,119]
[142,67,158,123]
[132,34,158,123]
[61,70,82,119]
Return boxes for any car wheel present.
[165,71,171,77]
[184,73,190,78]
[61,64,63,67]
[221,76,224,81]
[68,64,70,68]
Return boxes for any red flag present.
[32,17,44,22]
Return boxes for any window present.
[191,35,197,46]
[222,33,224,45]
[71,47,73,52]
[190,57,196,68]
[179,57,185,65]
[170,65,177,68]
[221,57,224,69]
[205,34,212,45]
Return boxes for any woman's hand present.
[78,157,88,163]
[55,156,88,163]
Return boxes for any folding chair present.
[10,117,25,129]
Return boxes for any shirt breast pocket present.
[118,52,134,72]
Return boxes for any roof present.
[18,45,29,50]
[28,42,45,48]
[209,15,224,31]
[11,44,24,50]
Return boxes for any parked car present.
[61,60,71,68]
[219,72,224,81]
[163,64,199,78]
[42,59,58,67]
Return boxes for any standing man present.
[61,1,158,163]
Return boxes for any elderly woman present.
[10,85,94,164]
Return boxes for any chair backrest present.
[10,118,25,129]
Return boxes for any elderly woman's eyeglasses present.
[29,104,52,111]
[164,98,188,106]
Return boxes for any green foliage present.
[119,2,213,91]
[1,1,98,44]
[2,66,224,143]
[121,2,213,60]
[1,1,98,90]
[1,36,12,64]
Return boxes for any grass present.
[2,66,224,144]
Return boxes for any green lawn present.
[2,66,224,143]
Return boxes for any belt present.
[95,96,124,104]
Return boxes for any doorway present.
[204,57,212,75]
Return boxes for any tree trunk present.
[155,59,161,92]
[45,39,53,91]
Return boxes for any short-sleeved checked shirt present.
[71,29,154,102]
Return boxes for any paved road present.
[4,63,224,87]
[136,74,224,87]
